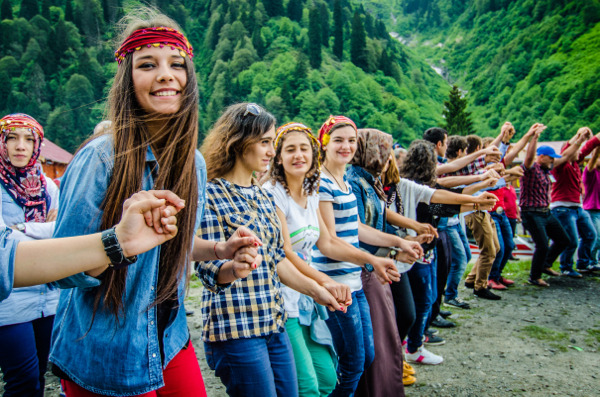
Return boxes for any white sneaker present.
[405,346,443,365]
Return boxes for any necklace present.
[323,164,347,192]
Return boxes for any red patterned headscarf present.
[114,26,194,65]
[0,114,49,222]
[318,115,357,147]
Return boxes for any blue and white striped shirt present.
[311,174,362,292]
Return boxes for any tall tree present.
[287,0,302,22]
[1,0,12,20]
[251,28,265,58]
[42,0,51,20]
[319,2,329,47]
[333,0,343,60]
[350,10,367,70]
[442,85,475,136]
[308,6,321,69]
[65,0,74,21]
[19,0,38,19]
[263,0,283,17]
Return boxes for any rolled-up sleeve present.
[197,201,230,293]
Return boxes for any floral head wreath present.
[275,122,322,169]
[0,113,44,140]
[114,26,194,65]
[318,115,358,147]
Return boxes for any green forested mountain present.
[0,0,452,152]
[364,0,600,141]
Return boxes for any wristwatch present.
[101,227,137,269]
[364,263,374,272]
[15,223,25,232]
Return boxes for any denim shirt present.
[346,165,386,255]
[49,135,207,395]
[0,179,59,326]
[0,228,18,302]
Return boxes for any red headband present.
[0,113,44,140]
[318,115,357,145]
[115,26,194,65]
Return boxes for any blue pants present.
[489,212,516,281]
[551,206,597,271]
[406,256,437,354]
[588,210,600,264]
[204,331,298,397]
[325,289,374,397]
[442,222,471,301]
[0,315,55,397]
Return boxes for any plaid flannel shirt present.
[198,178,287,342]
[442,155,487,177]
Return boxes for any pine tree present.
[65,0,74,21]
[41,0,50,20]
[350,10,367,70]
[308,6,321,69]
[333,0,343,60]
[19,0,39,20]
[319,2,329,47]
[263,0,283,17]
[1,0,13,20]
[287,0,302,22]
[252,28,265,58]
[442,85,475,136]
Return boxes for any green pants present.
[285,318,337,397]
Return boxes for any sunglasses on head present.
[243,103,261,118]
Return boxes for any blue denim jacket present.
[49,135,207,395]
[346,165,386,255]
[0,228,17,302]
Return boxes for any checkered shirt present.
[520,162,551,208]
[442,155,487,177]
[198,178,287,342]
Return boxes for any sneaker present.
[444,297,471,309]
[402,373,416,386]
[561,269,583,278]
[431,315,456,328]
[527,278,549,287]
[464,281,475,289]
[426,328,439,336]
[577,264,600,272]
[403,360,416,375]
[423,333,445,345]
[509,255,519,261]
[406,346,444,365]
[488,279,508,290]
[439,309,452,318]
[474,288,501,300]
[542,267,560,276]
[499,276,515,286]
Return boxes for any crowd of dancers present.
[1,7,599,397]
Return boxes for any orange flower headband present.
[318,115,357,147]
[114,26,194,65]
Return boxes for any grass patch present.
[549,342,569,352]
[521,325,568,342]
[587,329,600,343]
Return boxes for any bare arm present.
[523,130,539,169]
[503,124,538,165]
[437,174,485,188]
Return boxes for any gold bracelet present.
[474,202,479,211]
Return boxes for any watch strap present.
[101,228,137,269]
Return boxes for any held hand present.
[576,127,592,143]
[487,162,505,176]
[501,122,515,142]
[483,146,502,163]
[322,279,352,307]
[215,226,263,260]
[506,165,524,178]
[414,222,439,238]
[371,256,400,284]
[476,192,498,211]
[397,238,424,260]
[130,190,185,234]
[482,169,501,180]
[46,209,58,222]
[116,194,183,257]
[406,234,435,244]
[230,247,262,280]
[313,284,347,312]
[483,177,499,188]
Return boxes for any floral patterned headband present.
[114,26,194,65]
[275,122,322,168]
[0,113,44,140]
[318,115,357,146]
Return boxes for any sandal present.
[527,278,549,287]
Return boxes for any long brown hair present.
[202,103,276,180]
[89,9,199,319]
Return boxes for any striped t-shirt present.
[311,173,363,292]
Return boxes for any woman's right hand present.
[371,256,400,284]
[230,246,262,279]
[215,226,263,260]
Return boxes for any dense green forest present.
[0,0,451,152]
[364,0,600,141]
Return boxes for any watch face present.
[16,223,25,231]
[365,263,374,272]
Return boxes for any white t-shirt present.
[397,178,436,236]
[263,181,320,317]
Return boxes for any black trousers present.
[521,210,570,279]
[390,271,416,341]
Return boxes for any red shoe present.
[488,279,508,290]
[499,277,515,286]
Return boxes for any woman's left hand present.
[396,238,424,261]
[215,227,263,260]
[312,285,347,313]
[321,279,352,308]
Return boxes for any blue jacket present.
[346,165,386,255]
[49,135,207,395]
[0,228,17,302]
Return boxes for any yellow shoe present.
[402,373,416,386]
[403,361,416,376]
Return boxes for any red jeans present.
[61,342,206,397]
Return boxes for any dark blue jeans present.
[0,315,55,397]
[406,256,437,354]
[551,206,597,271]
[441,223,471,301]
[325,289,374,397]
[521,210,570,279]
[204,331,298,397]
[489,212,516,281]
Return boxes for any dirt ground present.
[4,262,599,397]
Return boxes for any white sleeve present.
[268,182,290,216]
[22,176,58,240]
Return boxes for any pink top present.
[583,167,600,210]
